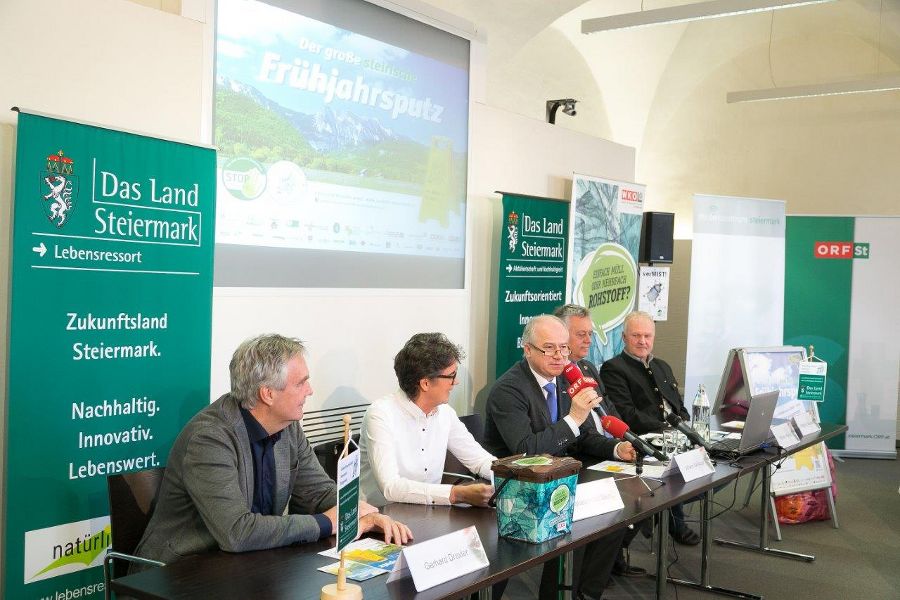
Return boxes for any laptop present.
[710,390,779,456]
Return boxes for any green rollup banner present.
[3,112,215,599]
[495,193,569,378]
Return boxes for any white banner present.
[845,217,900,455]
[568,174,644,363]
[685,195,786,398]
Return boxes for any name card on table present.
[774,399,806,421]
[386,526,489,592]
[792,412,821,437]
[673,448,715,483]
[573,477,624,521]
[771,421,801,449]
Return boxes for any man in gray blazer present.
[134,334,412,568]
[484,315,635,600]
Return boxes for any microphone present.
[601,415,669,462]
[666,412,714,452]
[562,362,596,395]
[562,362,609,416]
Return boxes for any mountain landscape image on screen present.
[215,75,466,197]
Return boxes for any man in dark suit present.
[484,315,635,600]
[600,311,700,545]
[554,303,647,579]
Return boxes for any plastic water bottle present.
[691,384,711,443]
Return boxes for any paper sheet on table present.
[774,399,807,421]
[588,460,669,478]
[721,420,745,430]
[573,478,624,521]
[318,538,402,571]
[317,560,389,581]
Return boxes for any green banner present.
[336,447,360,552]
[3,112,216,599]
[784,216,853,449]
[496,193,569,378]
[798,373,826,401]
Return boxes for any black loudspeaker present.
[639,212,674,263]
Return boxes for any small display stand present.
[711,346,838,559]
[768,346,837,540]
[321,416,363,600]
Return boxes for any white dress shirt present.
[359,390,496,506]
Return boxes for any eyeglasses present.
[526,343,571,357]
[431,370,458,383]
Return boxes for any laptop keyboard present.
[712,437,742,452]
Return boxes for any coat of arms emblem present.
[507,210,519,253]
[41,150,78,227]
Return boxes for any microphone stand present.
[616,451,666,497]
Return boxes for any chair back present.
[314,434,360,481]
[458,413,485,445]
[106,467,165,556]
[443,413,486,482]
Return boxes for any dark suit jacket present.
[483,359,619,460]
[576,358,622,420]
[600,353,689,435]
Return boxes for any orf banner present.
[496,193,569,378]
[3,111,216,599]
[785,216,899,456]
[568,174,644,364]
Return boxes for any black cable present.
[666,531,681,600]
[709,478,741,521]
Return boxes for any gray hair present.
[622,311,655,333]
[553,303,589,324]
[522,314,567,346]
[230,334,306,409]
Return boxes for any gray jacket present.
[133,393,336,566]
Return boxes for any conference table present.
[109,425,845,600]
[668,423,847,600]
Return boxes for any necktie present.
[544,382,558,422]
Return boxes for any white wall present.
[464,102,635,409]
[0,0,208,580]
[0,0,205,137]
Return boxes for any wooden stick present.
[341,414,351,460]
[337,550,347,591]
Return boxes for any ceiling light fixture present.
[727,0,898,102]
[726,73,900,102]
[581,0,835,34]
